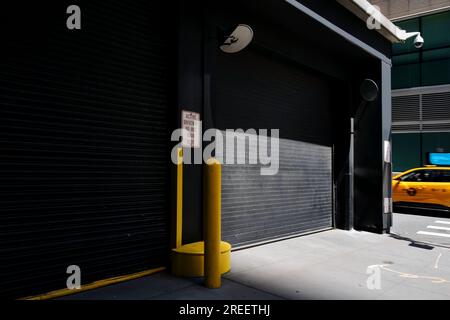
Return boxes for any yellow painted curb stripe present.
[21,267,165,300]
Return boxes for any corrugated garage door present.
[1,1,171,298]
[212,46,333,247]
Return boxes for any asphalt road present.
[392,211,450,248]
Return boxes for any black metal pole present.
[348,117,355,230]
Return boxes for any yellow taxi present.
[392,166,450,211]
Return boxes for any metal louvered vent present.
[422,122,450,131]
[392,123,421,131]
[392,95,421,132]
[422,92,450,121]
[392,88,450,133]
[392,95,420,122]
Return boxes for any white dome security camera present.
[414,34,424,48]
[398,31,424,49]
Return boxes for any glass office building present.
[391,10,450,172]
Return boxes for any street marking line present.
[376,265,449,284]
[435,220,450,225]
[417,231,450,238]
[428,225,450,231]
[435,253,443,269]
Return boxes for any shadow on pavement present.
[389,232,450,250]
[393,205,450,219]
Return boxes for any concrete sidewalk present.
[63,229,450,300]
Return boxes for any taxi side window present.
[435,170,450,182]
[401,170,434,182]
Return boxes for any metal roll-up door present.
[1,1,171,298]
[212,46,333,247]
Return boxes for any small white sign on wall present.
[181,110,201,148]
[384,140,391,163]
[384,197,392,214]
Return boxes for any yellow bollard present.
[176,148,183,248]
[203,158,222,288]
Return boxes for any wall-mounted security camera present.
[398,31,424,49]
[219,24,253,53]
[413,34,424,49]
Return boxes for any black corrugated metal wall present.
[1,1,171,298]
[218,134,333,247]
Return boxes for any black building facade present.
[1,0,395,298]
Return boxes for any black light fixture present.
[354,79,379,131]
[360,79,379,103]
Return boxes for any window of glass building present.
[392,11,450,89]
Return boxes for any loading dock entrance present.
[212,46,334,247]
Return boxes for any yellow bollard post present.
[176,148,183,248]
[204,158,222,288]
